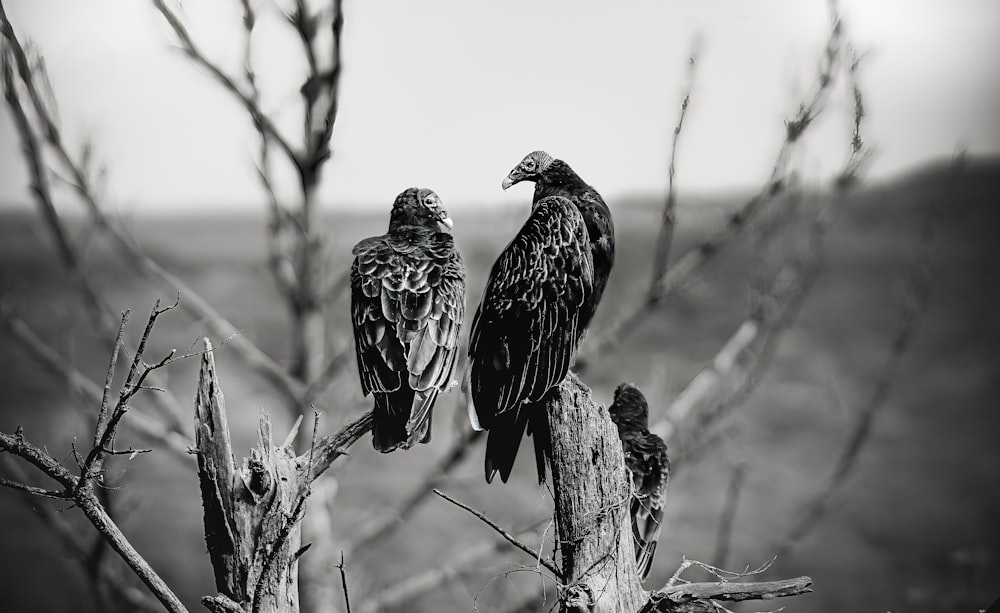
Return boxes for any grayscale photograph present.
[0,1,997,612]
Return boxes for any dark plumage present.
[351,188,466,453]
[502,151,615,332]
[467,195,594,483]
[609,383,670,581]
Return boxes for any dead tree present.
[1,0,900,611]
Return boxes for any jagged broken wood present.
[195,339,371,613]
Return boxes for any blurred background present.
[1,0,998,612]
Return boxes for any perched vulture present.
[351,188,466,453]
[502,151,615,332]
[467,195,594,483]
[608,383,670,581]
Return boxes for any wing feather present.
[468,195,593,450]
[352,231,466,441]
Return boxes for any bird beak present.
[501,176,515,190]
[440,216,454,230]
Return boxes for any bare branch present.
[577,9,845,372]
[2,314,193,458]
[95,310,129,448]
[149,0,298,165]
[650,37,700,297]
[0,457,163,613]
[337,552,352,613]
[79,301,183,492]
[0,474,67,499]
[650,34,872,446]
[0,427,187,612]
[433,488,561,577]
[642,576,813,611]
[306,410,373,482]
[74,481,189,613]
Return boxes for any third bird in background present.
[609,382,670,581]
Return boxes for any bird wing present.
[351,231,465,425]
[625,431,670,581]
[468,195,593,428]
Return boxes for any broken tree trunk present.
[545,374,647,613]
[195,339,312,613]
[543,375,813,613]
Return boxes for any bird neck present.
[539,160,581,188]
[388,210,432,233]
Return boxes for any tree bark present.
[544,375,646,613]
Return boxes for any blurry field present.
[1,158,998,612]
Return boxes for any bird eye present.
[523,160,535,171]
[424,197,436,207]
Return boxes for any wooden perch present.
[194,339,371,613]
[544,375,646,612]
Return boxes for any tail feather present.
[407,389,436,445]
[372,386,437,453]
[631,498,664,581]
[484,407,531,483]
[372,389,411,453]
[526,410,550,485]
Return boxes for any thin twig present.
[307,410,373,482]
[1,315,193,458]
[0,475,67,499]
[337,552,352,613]
[149,0,298,165]
[650,37,700,297]
[433,489,562,577]
[94,311,129,447]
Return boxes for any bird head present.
[502,150,555,190]
[609,382,650,431]
[390,187,453,232]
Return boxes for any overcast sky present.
[0,0,998,212]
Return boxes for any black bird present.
[502,151,614,332]
[608,383,670,581]
[351,188,466,453]
[467,195,593,483]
